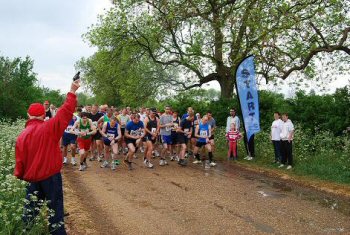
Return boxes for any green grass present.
[214,126,350,185]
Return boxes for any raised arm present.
[45,80,80,142]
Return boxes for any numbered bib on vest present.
[165,126,172,132]
[130,130,138,136]
[151,128,156,133]
[107,133,115,138]
[65,125,73,132]
[200,130,208,138]
[172,123,178,130]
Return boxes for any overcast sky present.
[0,0,112,92]
[0,1,347,96]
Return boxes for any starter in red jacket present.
[14,92,77,182]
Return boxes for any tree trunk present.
[218,77,234,99]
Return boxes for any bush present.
[0,120,50,234]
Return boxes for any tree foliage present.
[0,56,42,119]
[81,0,350,99]
[0,55,65,119]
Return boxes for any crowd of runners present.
[56,104,235,171]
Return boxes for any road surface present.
[62,156,350,234]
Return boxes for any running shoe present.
[192,160,202,164]
[175,155,180,162]
[78,164,85,171]
[71,158,77,166]
[209,162,217,167]
[286,165,293,170]
[127,161,133,170]
[170,156,175,161]
[154,150,160,157]
[159,159,165,166]
[89,156,96,161]
[111,162,116,171]
[100,160,109,168]
[178,159,187,166]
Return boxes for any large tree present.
[82,0,349,99]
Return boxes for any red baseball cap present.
[28,103,45,117]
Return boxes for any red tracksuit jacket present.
[14,92,77,182]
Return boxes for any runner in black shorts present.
[124,114,145,170]
[170,111,180,161]
[143,108,160,168]
[88,105,104,161]
[176,112,194,166]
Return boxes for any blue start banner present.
[236,55,260,142]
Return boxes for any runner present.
[193,115,216,168]
[207,111,217,152]
[62,114,78,166]
[142,108,160,168]
[117,108,131,154]
[43,100,52,121]
[176,111,194,166]
[50,104,57,117]
[170,110,180,161]
[190,109,199,158]
[124,114,145,170]
[159,106,173,166]
[100,116,122,170]
[70,112,97,171]
[89,104,104,161]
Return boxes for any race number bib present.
[165,126,172,131]
[172,123,178,130]
[139,129,144,136]
[229,135,234,139]
[92,121,98,127]
[130,130,138,136]
[107,133,115,138]
[65,125,73,132]
[151,128,156,133]
[44,117,49,121]
[200,130,208,138]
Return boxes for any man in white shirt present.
[226,108,240,133]
[271,112,283,164]
[278,113,294,170]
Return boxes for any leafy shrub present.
[0,120,50,234]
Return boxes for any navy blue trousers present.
[272,140,282,162]
[23,172,66,235]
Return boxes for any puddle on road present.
[204,161,350,217]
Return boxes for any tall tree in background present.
[0,55,65,119]
[81,0,349,99]
[0,56,42,119]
